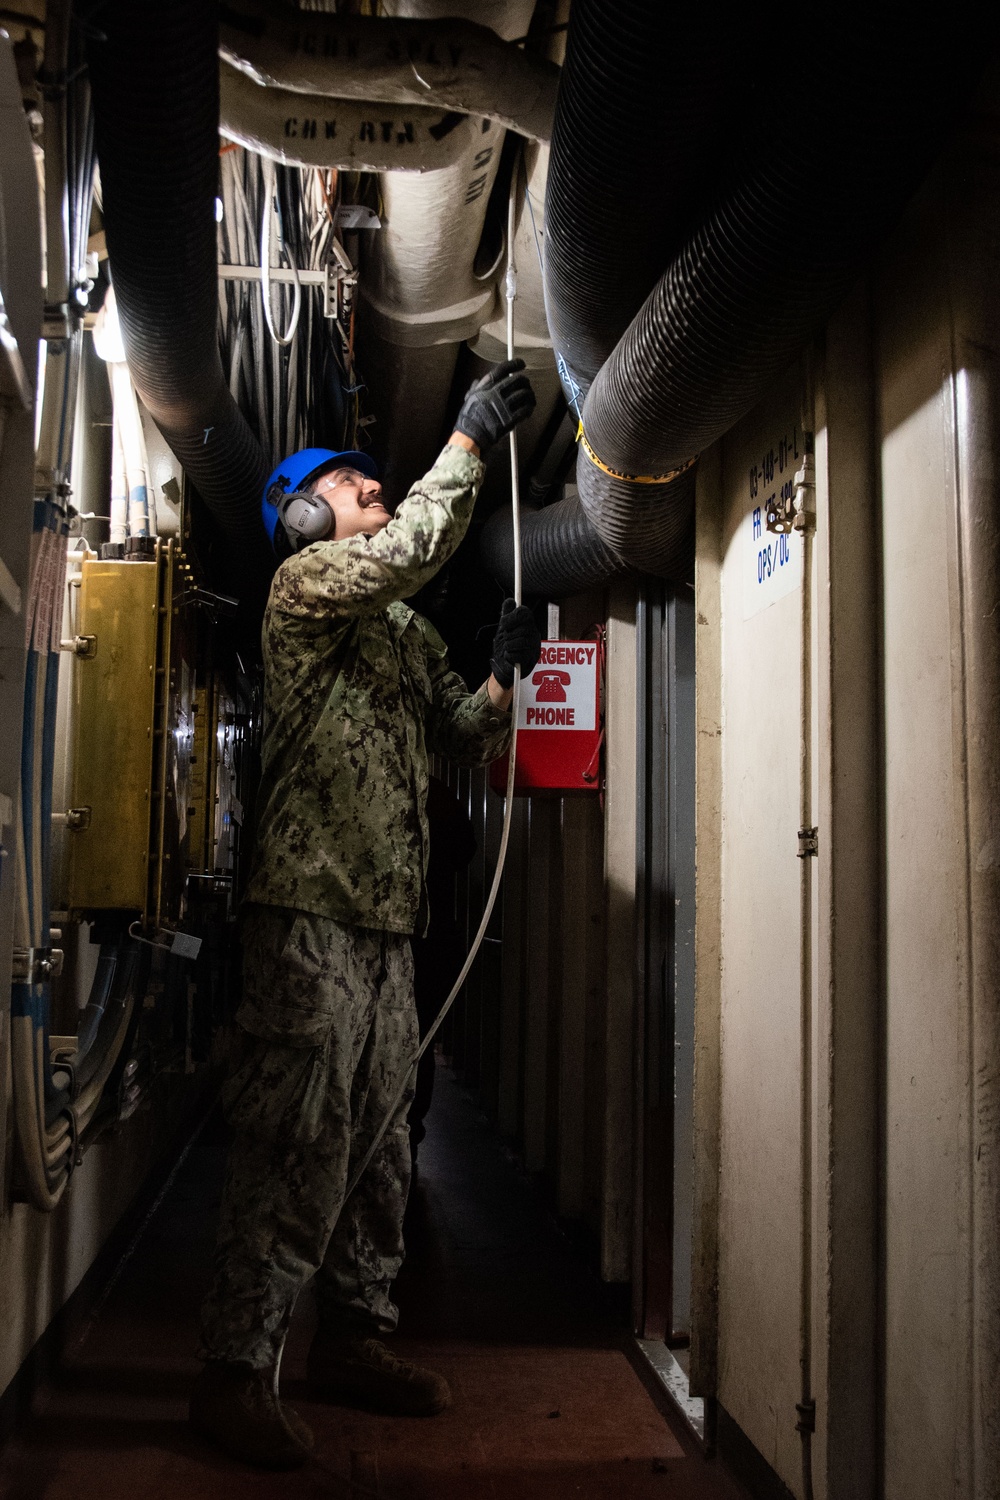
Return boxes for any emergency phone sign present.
[518,642,598,733]
[491,639,602,796]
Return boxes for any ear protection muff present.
[262,449,379,555]
[265,476,333,550]
[277,486,334,546]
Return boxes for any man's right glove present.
[454,358,536,454]
[490,599,542,690]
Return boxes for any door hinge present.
[798,826,819,858]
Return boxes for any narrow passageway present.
[0,1069,749,1500]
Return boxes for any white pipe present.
[110,361,151,537]
[343,172,525,1205]
[473,142,551,367]
[219,3,558,143]
[109,400,127,546]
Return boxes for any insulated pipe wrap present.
[219,64,473,173]
[219,3,559,143]
[86,1,271,583]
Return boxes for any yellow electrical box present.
[66,557,160,912]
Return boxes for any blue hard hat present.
[261,447,379,550]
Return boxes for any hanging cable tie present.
[128,922,203,961]
[576,424,699,486]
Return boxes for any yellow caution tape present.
[577,422,698,486]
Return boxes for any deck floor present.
[0,1065,750,1500]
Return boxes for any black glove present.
[454,358,536,453]
[490,598,541,690]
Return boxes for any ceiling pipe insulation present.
[494,0,994,597]
[219,2,559,144]
[86,0,273,605]
[219,65,476,174]
[357,0,537,501]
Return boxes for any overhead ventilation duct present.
[543,0,734,416]
[481,489,629,598]
[219,2,559,143]
[86,0,273,602]
[574,3,993,575]
[483,0,731,597]
[496,0,991,596]
[357,0,536,500]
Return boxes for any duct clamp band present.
[577,423,698,487]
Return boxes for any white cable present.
[260,159,302,348]
[343,174,525,1204]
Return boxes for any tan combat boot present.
[189,1360,314,1468]
[307,1333,451,1416]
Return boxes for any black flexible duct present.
[85,0,273,601]
[481,492,629,598]
[577,4,994,572]
[543,0,734,414]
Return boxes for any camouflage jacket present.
[244,443,511,936]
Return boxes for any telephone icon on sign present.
[532,669,571,703]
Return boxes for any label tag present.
[517,641,598,732]
[742,426,805,619]
[170,931,203,961]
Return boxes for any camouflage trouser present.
[199,905,417,1369]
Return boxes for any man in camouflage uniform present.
[191,360,539,1469]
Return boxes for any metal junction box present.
[66,557,160,912]
[66,542,196,925]
[489,639,603,796]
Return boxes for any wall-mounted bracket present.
[52,806,92,831]
[766,445,816,537]
[12,946,65,983]
[324,239,358,323]
[60,634,96,657]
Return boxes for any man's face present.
[311,466,389,541]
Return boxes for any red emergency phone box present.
[489,639,602,796]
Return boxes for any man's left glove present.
[454,359,536,454]
[490,599,541,690]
